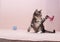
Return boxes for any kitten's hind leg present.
[53,30,55,33]
[45,29,56,33]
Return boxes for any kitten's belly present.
[34,20,41,28]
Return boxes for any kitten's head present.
[34,9,42,17]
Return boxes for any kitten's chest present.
[36,17,42,22]
[35,17,42,28]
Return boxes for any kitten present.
[27,9,55,33]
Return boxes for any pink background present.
[0,0,60,31]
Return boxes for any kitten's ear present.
[35,9,38,12]
[39,9,42,12]
[34,9,38,13]
[38,10,42,13]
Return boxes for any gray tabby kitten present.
[27,9,55,33]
